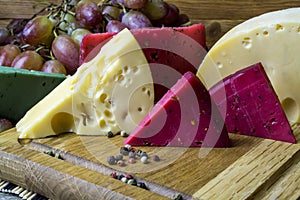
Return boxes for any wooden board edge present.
[191,139,300,199]
[0,145,169,200]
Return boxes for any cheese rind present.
[0,66,65,123]
[17,29,154,139]
[197,8,300,123]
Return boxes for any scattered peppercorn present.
[117,160,126,167]
[136,150,143,157]
[128,151,136,158]
[124,144,132,151]
[115,154,123,161]
[120,147,129,156]
[172,193,183,200]
[107,131,114,138]
[128,157,136,164]
[120,130,128,137]
[152,155,160,162]
[107,156,116,165]
[141,156,148,164]
[127,179,137,185]
[121,177,128,183]
[137,182,148,190]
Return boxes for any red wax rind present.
[210,63,296,143]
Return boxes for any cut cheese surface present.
[197,8,300,124]
[124,72,230,147]
[80,24,207,102]
[17,29,154,139]
[210,63,295,143]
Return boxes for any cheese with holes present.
[17,29,154,139]
[197,8,300,124]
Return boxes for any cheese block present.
[17,29,154,139]
[197,8,300,124]
[0,66,65,123]
[210,63,296,143]
[124,72,230,147]
[80,23,207,102]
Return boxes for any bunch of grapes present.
[0,0,191,75]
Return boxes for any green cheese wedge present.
[0,66,66,123]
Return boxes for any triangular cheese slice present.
[124,72,231,147]
[209,63,296,143]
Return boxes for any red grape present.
[102,5,122,20]
[41,60,67,74]
[0,118,13,133]
[52,35,79,75]
[153,3,179,26]
[76,0,102,27]
[12,50,44,71]
[122,10,152,29]
[0,44,21,66]
[22,16,54,47]
[123,0,148,9]
[0,28,10,45]
[106,20,128,33]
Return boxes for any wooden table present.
[0,1,300,199]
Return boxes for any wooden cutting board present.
[0,125,299,199]
[1,0,300,199]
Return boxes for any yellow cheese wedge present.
[17,29,154,139]
[197,8,300,124]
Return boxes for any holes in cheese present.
[17,29,154,139]
[197,8,300,124]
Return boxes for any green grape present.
[71,28,91,46]
[58,13,77,35]
[12,50,44,71]
[41,60,67,75]
[142,0,168,21]
[102,5,122,20]
[122,10,152,29]
[0,44,21,67]
[22,16,54,47]
[52,35,79,75]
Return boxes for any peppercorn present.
[107,156,116,165]
[125,174,133,179]
[141,156,148,164]
[120,131,128,137]
[127,179,137,185]
[117,174,124,180]
[137,182,148,190]
[128,151,136,158]
[110,172,117,179]
[117,160,125,167]
[107,131,114,138]
[124,144,132,151]
[115,154,123,161]
[121,177,128,183]
[120,147,129,156]
[172,193,183,200]
[140,152,148,158]
[128,157,136,164]
[136,150,143,157]
[153,155,160,162]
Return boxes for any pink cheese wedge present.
[124,72,231,147]
[80,24,207,102]
[209,63,296,143]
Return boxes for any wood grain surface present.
[1,0,300,199]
